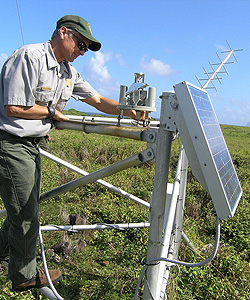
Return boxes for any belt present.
[0,130,42,145]
[25,136,42,144]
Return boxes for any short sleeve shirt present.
[0,41,97,137]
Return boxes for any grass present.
[0,123,250,299]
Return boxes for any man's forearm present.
[5,104,50,119]
[5,104,69,121]
[82,95,120,115]
[82,94,145,120]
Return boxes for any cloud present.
[85,52,111,82]
[114,53,128,67]
[140,57,177,77]
[215,43,232,60]
[82,51,121,97]
[215,44,228,52]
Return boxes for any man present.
[0,15,141,291]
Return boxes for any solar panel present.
[173,81,242,219]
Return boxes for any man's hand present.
[128,110,146,121]
[53,110,69,121]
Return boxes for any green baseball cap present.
[56,15,101,51]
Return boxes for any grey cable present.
[38,227,64,300]
[134,216,220,300]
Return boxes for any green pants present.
[0,131,41,283]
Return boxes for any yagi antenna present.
[195,40,243,91]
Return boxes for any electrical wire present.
[38,227,64,300]
[15,0,25,45]
[96,222,125,230]
[46,224,78,233]
[134,216,220,300]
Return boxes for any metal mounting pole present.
[54,120,148,141]
[40,148,154,202]
[142,95,174,300]
[40,148,150,208]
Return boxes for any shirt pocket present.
[34,89,54,105]
[55,87,73,111]
[61,87,73,101]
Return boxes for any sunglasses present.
[68,30,88,52]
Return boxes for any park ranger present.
[0,15,141,291]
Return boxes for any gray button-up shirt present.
[0,41,97,137]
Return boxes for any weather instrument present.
[117,73,156,124]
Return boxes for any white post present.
[160,147,189,296]
[152,146,186,299]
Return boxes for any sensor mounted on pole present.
[117,73,156,124]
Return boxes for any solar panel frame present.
[173,81,242,219]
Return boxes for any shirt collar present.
[44,41,58,69]
[44,41,71,75]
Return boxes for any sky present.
[0,0,250,126]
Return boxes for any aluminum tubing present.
[54,120,144,140]
[40,149,150,208]
[65,115,160,128]
[40,148,154,202]
[40,222,150,232]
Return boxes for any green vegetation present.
[0,124,250,299]
[63,108,89,116]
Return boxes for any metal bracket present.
[160,92,178,133]
[139,147,155,163]
[141,129,157,143]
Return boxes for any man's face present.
[59,27,90,62]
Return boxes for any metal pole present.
[54,120,146,140]
[40,149,150,208]
[40,148,154,202]
[142,98,174,300]
[65,115,160,128]
[40,222,150,232]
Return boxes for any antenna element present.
[195,40,243,91]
